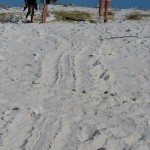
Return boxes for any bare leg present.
[26,6,31,20]
[104,1,110,22]
[42,4,48,23]
[31,6,34,22]
[99,0,104,17]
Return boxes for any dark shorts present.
[46,0,50,4]
[27,0,36,5]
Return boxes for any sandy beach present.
[0,5,150,150]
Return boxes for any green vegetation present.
[0,12,23,17]
[126,12,150,20]
[0,12,23,23]
[108,11,115,16]
[34,16,42,23]
[52,11,95,23]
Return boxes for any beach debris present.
[82,90,86,93]
[93,59,101,66]
[88,54,94,57]
[99,70,108,79]
[104,74,109,81]
[32,53,40,61]
[32,81,36,84]
[97,148,105,150]
[131,98,137,101]
[104,91,109,94]
[12,107,20,110]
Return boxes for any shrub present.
[0,12,22,23]
[126,12,150,20]
[52,11,95,23]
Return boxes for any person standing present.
[99,0,111,22]
[25,0,37,23]
[40,0,50,23]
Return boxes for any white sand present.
[0,5,150,150]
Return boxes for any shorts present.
[40,0,50,5]
[27,0,35,5]
[101,0,111,1]
[46,0,50,4]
